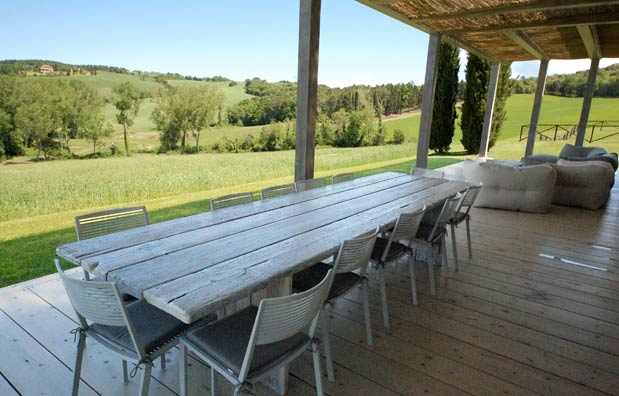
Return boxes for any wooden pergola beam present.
[479,63,501,158]
[294,0,321,181]
[416,33,442,169]
[411,0,619,22]
[525,59,550,157]
[575,58,601,146]
[504,30,545,59]
[444,12,619,33]
[577,25,602,58]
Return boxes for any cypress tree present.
[460,53,490,154]
[429,42,459,153]
[489,63,512,148]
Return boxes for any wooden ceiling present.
[356,0,619,61]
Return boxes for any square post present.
[575,57,600,147]
[524,59,549,157]
[479,63,501,158]
[294,0,321,181]
[416,33,441,169]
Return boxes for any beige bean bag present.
[552,159,614,210]
[474,162,557,213]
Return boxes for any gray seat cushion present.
[371,237,409,263]
[559,144,607,160]
[185,306,309,377]
[552,159,614,210]
[89,299,189,355]
[521,154,559,166]
[293,262,362,300]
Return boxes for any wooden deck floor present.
[1,179,617,395]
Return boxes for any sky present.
[1,0,617,87]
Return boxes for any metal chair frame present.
[320,228,378,382]
[75,206,149,241]
[210,192,254,211]
[448,185,482,270]
[55,259,178,396]
[260,183,297,199]
[180,268,335,396]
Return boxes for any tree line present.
[511,63,619,97]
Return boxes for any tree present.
[489,63,513,149]
[152,86,225,153]
[78,112,113,154]
[113,82,141,156]
[429,42,459,153]
[460,53,490,154]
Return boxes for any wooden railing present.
[519,121,619,143]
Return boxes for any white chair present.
[292,229,378,382]
[295,176,332,192]
[210,192,253,211]
[54,259,187,396]
[414,194,462,294]
[448,185,482,269]
[260,183,296,199]
[371,207,425,325]
[179,267,334,396]
[332,172,355,184]
[75,206,149,241]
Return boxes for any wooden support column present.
[294,0,321,181]
[524,59,549,157]
[479,63,501,158]
[416,33,441,169]
[575,57,600,146]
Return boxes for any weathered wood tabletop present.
[57,172,467,324]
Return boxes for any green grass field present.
[2,91,619,287]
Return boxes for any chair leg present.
[211,366,218,396]
[72,332,86,396]
[122,360,129,384]
[427,254,436,296]
[179,345,188,396]
[409,254,418,305]
[450,223,459,272]
[139,362,152,396]
[322,306,335,382]
[441,234,448,268]
[160,352,166,370]
[361,280,373,346]
[466,216,472,259]
[378,265,390,333]
[312,340,325,396]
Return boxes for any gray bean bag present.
[559,144,618,171]
[474,162,557,213]
[552,159,614,210]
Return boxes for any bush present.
[391,129,406,144]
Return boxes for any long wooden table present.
[57,172,466,324]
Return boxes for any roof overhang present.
[356,0,619,62]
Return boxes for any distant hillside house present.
[39,64,54,74]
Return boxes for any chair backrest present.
[261,184,296,199]
[75,206,149,241]
[210,192,253,211]
[413,167,444,179]
[382,208,425,261]
[332,173,355,184]
[239,268,334,380]
[426,194,462,241]
[333,228,378,274]
[54,259,146,357]
[458,185,482,216]
[295,177,332,192]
